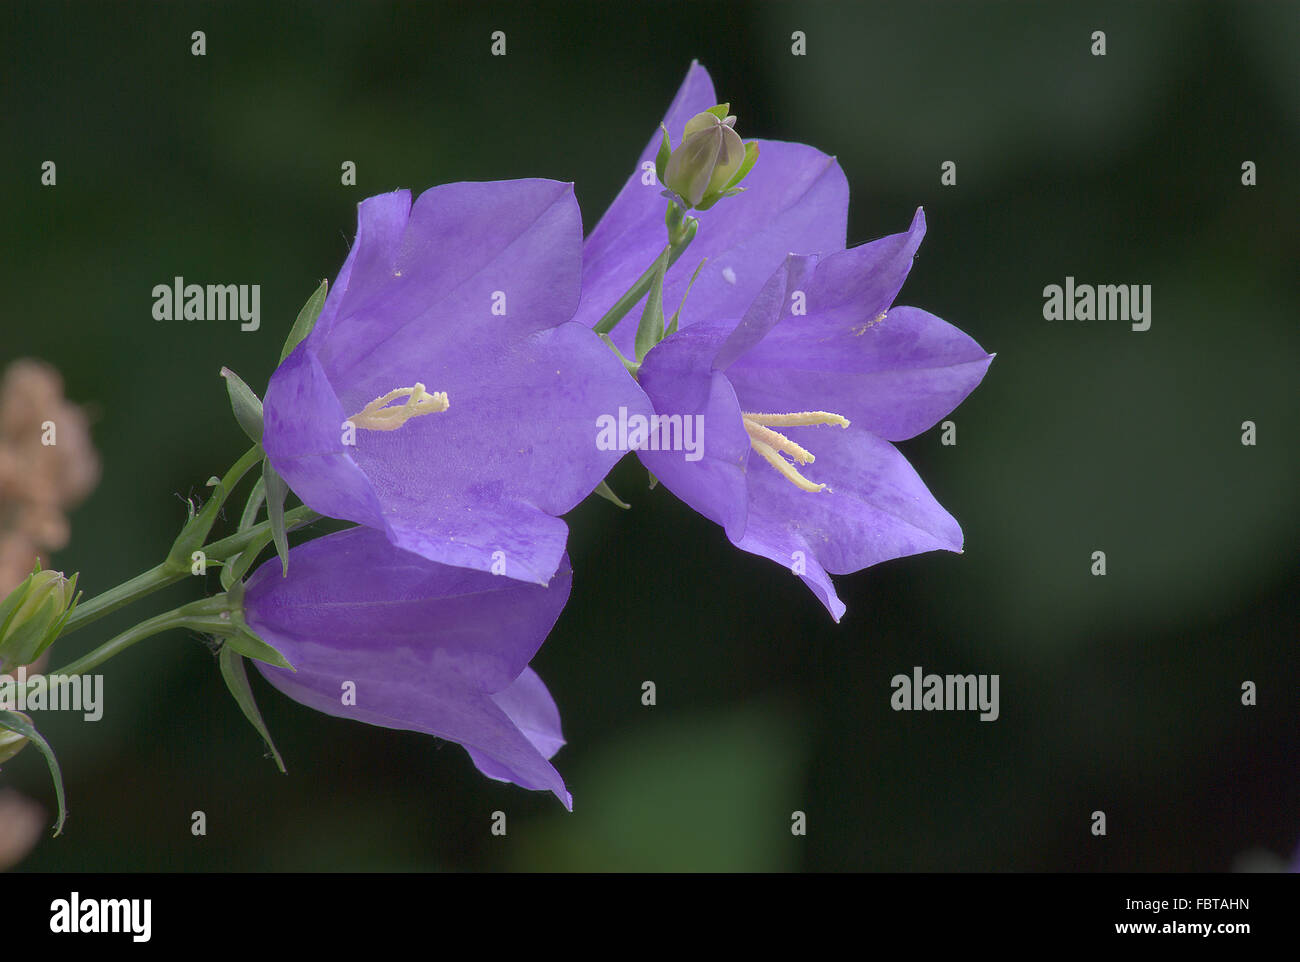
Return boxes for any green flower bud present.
[0,718,29,764]
[0,569,79,670]
[663,104,757,210]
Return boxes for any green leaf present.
[633,250,669,363]
[646,467,658,490]
[593,480,631,510]
[218,645,286,773]
[0,709,67,835]
[666,258,708,338]
[280,279,328,364]
[225,624,294,671]
[263,458,291,576]
[220,367,264,443]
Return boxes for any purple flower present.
[263,180,650,586]
[243,525,573,807]
[636,215,993,621]
[576,62,849,356]
[576,62,991,619]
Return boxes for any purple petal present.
[637,322,751,540]
[309,190,412,343]
[714,253,819,370]
[245,526,573,805]
[465,665,567,782]
[727,303,993,442]
[261,346,389,534]
[734,426,963,621]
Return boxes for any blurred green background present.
[2,0,1296,871]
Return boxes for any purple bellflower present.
[636,218,993,621]
[580,62,992,619]
[263,179,651,586]
[243,525,573,807]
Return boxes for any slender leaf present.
[0,710,67,835]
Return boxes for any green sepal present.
[593,480,631,510]
[666,258,708,338]
[218,645,287,773]
[646,467,659,490]
[221,476,268,590]
[225,624,295,672]
[220,367,264,444]
[723,141,759,192]
[633,249,669,363]
[167,474,233,571]
[0,564,37,636]
[705,103,731,122]
[0,709,67,835]
[655,124,672,183]
[262,458,291,576]
[280,278,328,364]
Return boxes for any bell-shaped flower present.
[635,212,993,621]
[242,525,574,807]
[263,179,651,586]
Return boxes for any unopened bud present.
[0,569,78,670]
[0,720,29,764]
[662,104,758,210]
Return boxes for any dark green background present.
[2,0,1296,871]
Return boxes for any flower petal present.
[728,304,993,442]
[245,527,573,805]
[638,323,751,540]
[465,665,567,783]
[261,345,389,534]
[733,426,962,620]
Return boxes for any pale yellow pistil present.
[741,410,850,493]
[348,383,449,431]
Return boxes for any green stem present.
[42,608,193,678]
[58,504,318,640]
[591,216,698,336]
